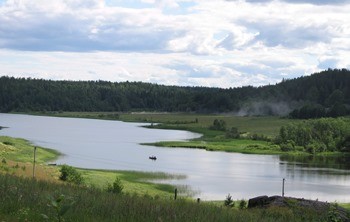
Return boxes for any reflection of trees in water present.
[279,154,350,181]
[280,154,350,170]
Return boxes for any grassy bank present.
[79,169,191,198]
[0,136,59,163]
[0,173,331,222]
[143,139,284,154]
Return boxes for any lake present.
[1,113,350,201]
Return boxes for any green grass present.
[143,139,283,154]
[0,136,59,163]
[0,174,331,222]
[79,169,190,198]
[120,113,297,138]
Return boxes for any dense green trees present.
[0,69,349,116]
[275,118,350,153]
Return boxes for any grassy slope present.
[0,173,330,222]
[0,136,59,163]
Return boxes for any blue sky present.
[0,0,349,88]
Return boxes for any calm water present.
[1,113,350,201]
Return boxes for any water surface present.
[1,113,350,201]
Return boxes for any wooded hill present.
[0,69,349,117]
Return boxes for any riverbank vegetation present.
[276,118,350,154]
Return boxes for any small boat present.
[149,156,157,160]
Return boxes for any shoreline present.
[7,111,349,157]
[0,135,193,199]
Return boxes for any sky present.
[0,0,349,88]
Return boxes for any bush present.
[59,165,84,185]
[224,194,234,208]
[106,176,124,194]
[239,199,247,209]
[225,127,240,139]
[280,142,294,152]
[210,119,226,131]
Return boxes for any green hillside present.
[1,69,349,117]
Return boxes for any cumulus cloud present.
[0,0,350,87]
[0,0,181,52]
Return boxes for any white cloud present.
[0,0,350,87]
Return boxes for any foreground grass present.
[0,174,330,222]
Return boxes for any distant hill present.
[0,69,349,117]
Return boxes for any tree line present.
[0,68,349,117]
[275,118,350,154]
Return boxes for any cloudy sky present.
[0,0,349,88]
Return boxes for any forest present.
[275,118,350,153]
[0,68,349,118]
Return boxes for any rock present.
[247,195,350,222]
[248,195,269,208]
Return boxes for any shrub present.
[280,142,294,152]
[225,127,240,139]
[59,165,84,185]
[239,199,247,210]
[3,141,14,146]
[210,119,226,131]
[224,194,234,208]
[106,176,124,194]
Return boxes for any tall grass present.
[0,174,329,222]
